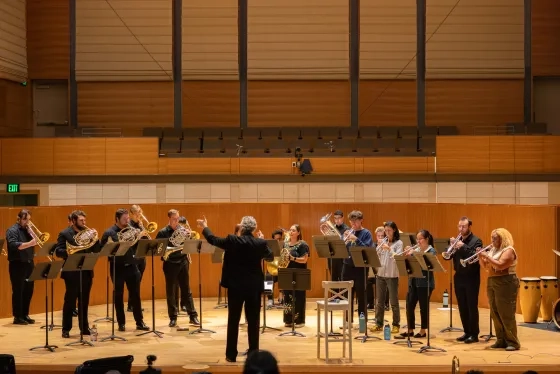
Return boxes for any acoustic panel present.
[0,0,27,82]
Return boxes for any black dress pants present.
[163,261,197,319]
[406,284,433,329]
[9,261,34,318]
[62,271,93,332]
[110,263,143,326]
[225,285,261,359]
[342,264,366,322]
[454,274,480,337]
[129,258,146,309]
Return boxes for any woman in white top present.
[371,221,403,334]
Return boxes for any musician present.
[282,224,310,328]
[6,209,37,325]
[478,228,520,351]
[155,209,199,328]
[67,213,79,318]
[174,216,193,312]
[443,216,482,344]
[372,221,402,334]
[341,210,373,323]
[55,210,100,338]
[366,227,390,310]
[396,229,436,339]
[265,229,283,306]
[331,210,348,283]
[99,209,148,331]
[198,215,272,362]
[127,204,147,313]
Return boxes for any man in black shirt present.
[6,209,37,325]
[99,208,149,332]
[156,209,199,328]
[331,210,349,283]
[127,204,148,313]
[198,215,273,363]
[55,210,100,338]
[443,216,483,344]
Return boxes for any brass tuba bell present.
[319,212,340,236]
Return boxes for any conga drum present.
[540,276,558,321]
[519,277,541,323]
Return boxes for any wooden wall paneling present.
[543,136,560,173]
[182,0,238,80]
[489,136,515,173]
[237,158,293,175]
[26,0,69,79]
[105,138,159,175]
[248,0,348,80]
[362,157,434,174]
[514,135,544,173]
[158,158,234,175]
[426,0,524,79]
[53,138,107,176]
[247,81,350,127]
[182,81,240,127]
[532,0,560,77]
[358,80,417,127]
[308,158,359,175]
[0,80,32,137]
[77,82,173,128]
[0,0,27,82]
[436,136,491,173]
[426,80,524,133]
[0,138,54,176]
[359,0,416,79]
[76,0,172,81]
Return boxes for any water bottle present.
[443,289,449,308]
[91,324,98,342]
[383,324,391,340]
[358,312,366,333]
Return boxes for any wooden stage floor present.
[2,299,560,374]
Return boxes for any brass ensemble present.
[460,244,493,267]
[67,225,99,255]
[266,229,291,276]
[442,233,462,260]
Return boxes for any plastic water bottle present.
[383,324,391,340]
[91,324,98,342]
[443,289,449,308]
[359,312,366,333]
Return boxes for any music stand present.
[36,243,62,331]
[184,240,216,334]
[99,241,133,342]
[278,268,311,337]
[135,238,168,338]
[94,256,113,324]
[417,252,446,354]
[393,255,424,348]
[259,240,282,334]
[434,238,463,334]
[211,247,228,309]
[28,260,63,352]
[63,253,99,347]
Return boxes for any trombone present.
[27,220,50,248]
[442,233,462,260]
[139,213,158,236]
[460,244,492,267]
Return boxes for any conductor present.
[197,215,273,363]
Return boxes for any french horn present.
[266,230,291,276]
[67,225,99,255]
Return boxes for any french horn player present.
[55,210,100,339]
[155,209,200,328]
[99,208,149,332]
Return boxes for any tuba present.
[67,226,99,255]
[319,212,340,237]
[266,230,291,276]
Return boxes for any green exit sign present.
[7,184,20,193]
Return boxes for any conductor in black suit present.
[197,215,273,363]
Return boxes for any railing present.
[472,125,514,135]
[81,127,122,137]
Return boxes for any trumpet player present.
[127,205,148,313]
[442,216,482,344]
[156,209,199,328]
[99,209,149,332]
[55,210,99,338]
[6,209,37,325]
[478,228,520,351]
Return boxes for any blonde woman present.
[478,228,520,351]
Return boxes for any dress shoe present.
[127,306,133,312]
[414,332,427,338]
[456,334,468,342]
[189,316,200,326]
[225,357,236,363]
[24,316,35,324]
[62,330,70,338]
[72,309,78,317]
[169,319,177,328]
[136,322,149,331]
[13,317,28,325]
[118,324,126,332]
[465,336,479,344]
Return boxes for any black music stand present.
[416,252,446,354]
[393,255,424,348]
[259,240,282,334]
[28,260,63,352]
[184,240,216,334]
[63,253,99,347]
[480,315,496,342]
[135,238,168,338]
[211,247,228,309]
[94,256,113,324]
[36,243,62,331]
[99,241,133,342]
[278,268,311,337]
[435,238,463,334]
[313,235,347,337]
[350,247,382,343]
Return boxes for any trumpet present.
[27,220,50,248]
[442,233,462,260]
[460,244,492,267]
[394,243,420,257]
[343,229,355,245]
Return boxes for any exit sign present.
[7,184,20,193]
